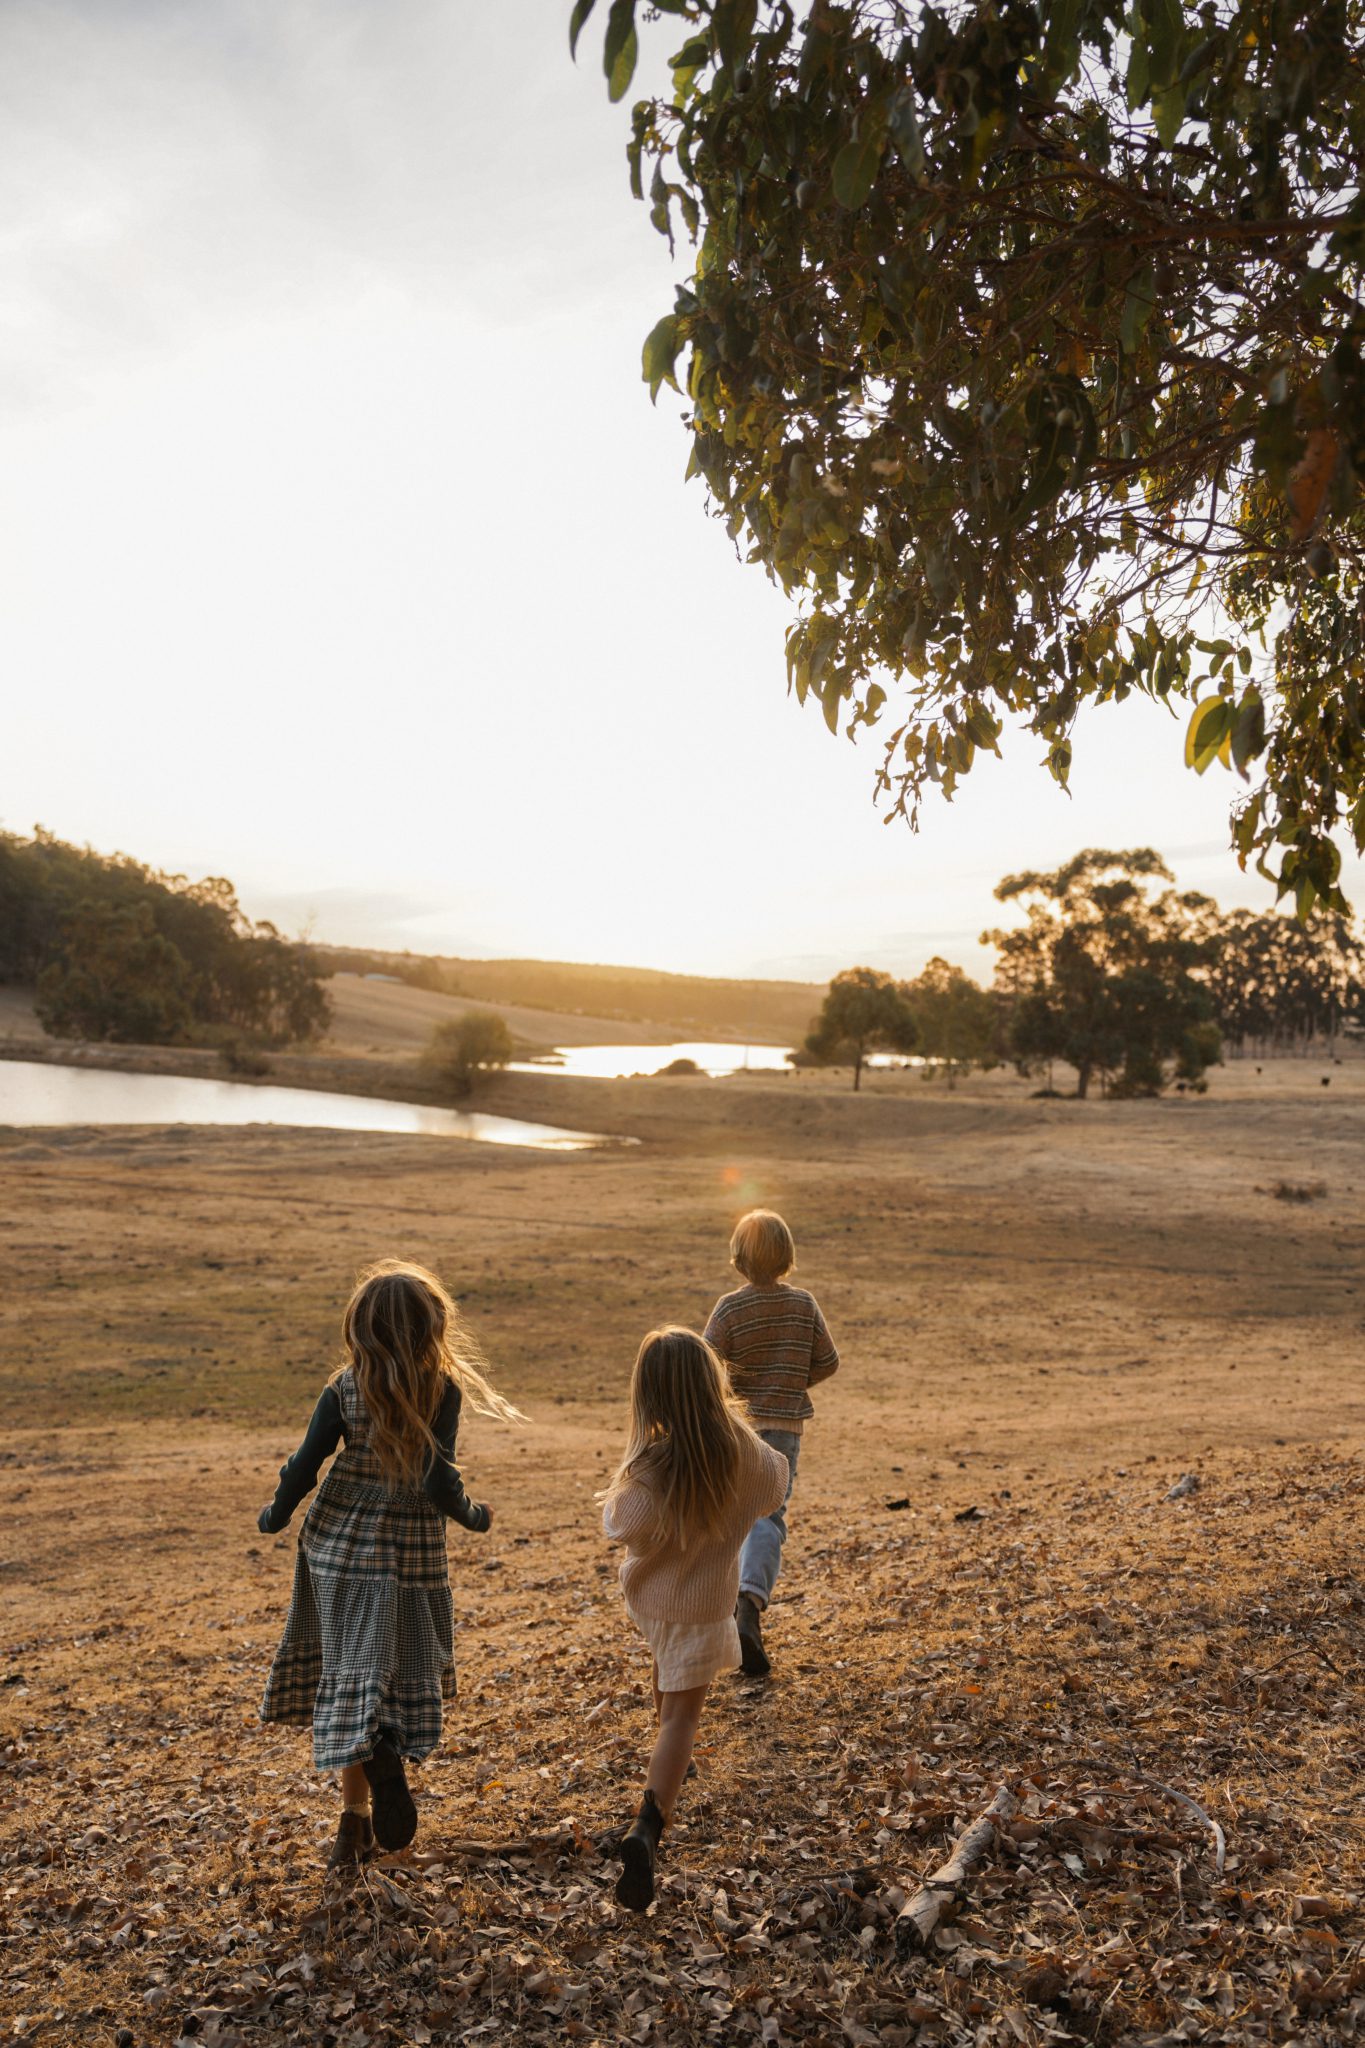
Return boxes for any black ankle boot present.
[362,1735,418,1850]
[615,1789,666,1911]
[736,1593,771,1677]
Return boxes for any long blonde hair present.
[335,1259,522,1488]
[602,1326,753,1548]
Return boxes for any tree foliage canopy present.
[3,830,330,1047]
[803,963,917,1084]
[901,952,999,1078]
[1202,904,1364,1049]
[576,0,1365,913]
[423,1013,516,1098]
[987,846,1224,1093]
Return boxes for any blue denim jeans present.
[738,1429,800,1610]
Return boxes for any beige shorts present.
[627,1607,742,1693]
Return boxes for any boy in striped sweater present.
[703,1209,840,1677]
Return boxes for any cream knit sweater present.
[603,1431,789,1624]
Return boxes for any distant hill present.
[313,947,824,1044]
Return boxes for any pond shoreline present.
[0,1034,787,1142]
[0,1054,630,1152]
[0,1033,463,1110]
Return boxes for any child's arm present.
[602,1479,647,1544]
[424,1382,492,1532]
[807,1299,840,1389]
[702,1297,733,1359]
[754,1437,791,1517]
[258,1385,344,1533]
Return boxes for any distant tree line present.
[803,851,1365,1096]
[0,830,330,1048]
[1201,909,1365,1058]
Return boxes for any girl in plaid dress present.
[258,1260,520,1868]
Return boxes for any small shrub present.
[424,1013,514,1098]
[219,1038,272,1078]
[1269,1179,1328,1203]
[658,1056,703,1077]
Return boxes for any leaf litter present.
[4,1448,1365,2046]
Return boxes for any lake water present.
[0,1061,617,1152]
[511,1040,794,1080]
[510,1040,919,1079]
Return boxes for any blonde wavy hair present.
[335,1259,522,1489]
[602,1326,755,1549]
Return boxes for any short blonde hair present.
[730,1209,795,1284]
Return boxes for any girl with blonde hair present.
[602,1327,787,1910]
[258,1260,521,1867]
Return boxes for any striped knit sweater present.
[603,1431,789,1624]
[703,1281,840,1434]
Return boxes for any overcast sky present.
[3,0,1357,982]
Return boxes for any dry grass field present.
[3,1053,1364,2046]
[320,975,683,1056]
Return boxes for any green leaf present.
[604,0,638,102]
[1145,0,1185,90]
[1229,693,1265,775]
[569,0,597,60]
[888,89,925,179]
[1184,696,1232,773]
[832,129,886,209]
[1234,792,1265,861]
[1152,80,1185,146]
[969,108,1007,184]
[1120,264,1156,354]
[713,0,758,75]
[642,314,682,401]
[1252,396,1300,492]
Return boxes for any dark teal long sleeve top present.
[258,1379,491,1534]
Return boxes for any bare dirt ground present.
[3,1059,1364,2046]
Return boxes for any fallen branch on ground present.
[895,1783,1019,1953]
[1138,1777,1228,1876]
[406,1823,582,1863]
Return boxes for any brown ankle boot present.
[328,1808,375,1868]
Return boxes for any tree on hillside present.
[986,849,1220,1097]
[901,956,997,1086]
[802,966,916,1090]
[424,1014,515,1099]
[576,0,1365,914]
[1,830,331,1047]
[35,902,195,1044]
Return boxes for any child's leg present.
[616,1682,709,1911]
[643,1682,709,1816]
[738,1432,801,1611]
[329,1763,375,1869]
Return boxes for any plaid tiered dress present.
[260,1369,457,1770]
